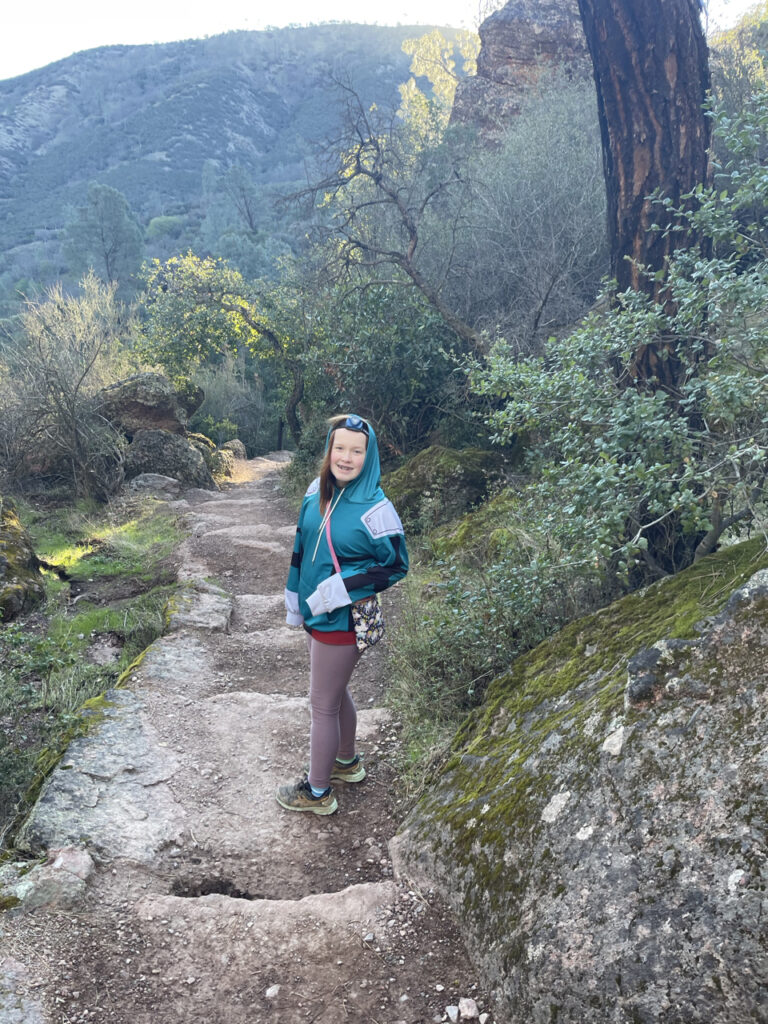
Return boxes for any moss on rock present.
[211,448,235,480]
[394,538,768,1022]
[0,497,45,622]
[187,433,217,470]
[383,446,506,529]
[431,486,524,563]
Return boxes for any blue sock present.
[310,783,328,798]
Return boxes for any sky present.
[0,0,763,82]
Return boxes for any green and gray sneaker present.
[330,754,366,783]
[275,777,338,815]
[303,754,367,783]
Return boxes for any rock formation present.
[392,540,768,1023]
[221,438,248,460]
[0,497,44,622]
[124,430,217,491]
[96,373,198,440]
[382,447,506,528]
[451,0,590,136]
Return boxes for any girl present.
[276,414,408,815]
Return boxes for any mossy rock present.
[187,432,217,469]
[221,438,247,460]
[383,446,506,529]
[0,496,45,622]
[394,538,768,1022]
[211,448,236,480]
[97,373,190,440]
[124,429,217,491]
[432,486,523,563]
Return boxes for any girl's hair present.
[318,414,369,513]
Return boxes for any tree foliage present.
[0,273,134,497]
[141,252,325,445]
[398,29,479,142]
[64,183,144,293]
[473,93,768,586]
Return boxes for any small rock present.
[447,1006,460,1023]
[436,983,445,991]
[265,984,280,999]
[459,996,480,1018]
[602,725,626,756]
[480,1015,490,1024]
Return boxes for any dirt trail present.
[0,457,494,1024]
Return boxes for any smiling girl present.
[277,414,409,815]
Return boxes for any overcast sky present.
[0,0,761,82]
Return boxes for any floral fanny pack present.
[326,517,385,651]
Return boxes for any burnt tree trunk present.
[576,0,711,389]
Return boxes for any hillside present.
[0,24,462,307]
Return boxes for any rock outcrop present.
[392,539,768,1023]
[221,438,248,460]
[0,497,44,622]
[96,373,196,440]
[451,0,590,137]
[124,430,217,491]
[383,446,506,528]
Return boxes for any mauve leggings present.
[306,634,361,791]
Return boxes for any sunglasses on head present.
[341,415,369,435]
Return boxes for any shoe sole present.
[275,792,338,815]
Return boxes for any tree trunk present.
[576,1,711,312]
[284,364,304,447]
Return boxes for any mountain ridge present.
[0,24,464,305]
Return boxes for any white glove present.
[306,573,351,616]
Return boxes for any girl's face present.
[330,427,367,485]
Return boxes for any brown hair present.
[318,415,369,513]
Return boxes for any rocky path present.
[0,457,494,1024]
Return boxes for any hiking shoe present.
[275,777,338,815]
[302,754,367,784]
[330,754,366,783]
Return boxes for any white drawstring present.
[311,489,344,563]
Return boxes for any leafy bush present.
[472,90,768,588]
[0,273,138,499]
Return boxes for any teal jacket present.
[285,421,408,632]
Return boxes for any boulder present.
[221,438,248,460]
[383,447,505,528]
[451,0,590,138]
[187,432,217,469]
[124,430,217,491]
[211,448,236,480]
[0,497,45,622]
[391,539,768,1023]
[96,373,191,439]
[0,847,95,912]
[126,473,184,499]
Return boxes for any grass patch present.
[21,495,181,582]
[0,495,184,848]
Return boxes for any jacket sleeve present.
[340,499,409,603]
[285,508,305,626]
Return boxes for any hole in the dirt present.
[171,877,263,900]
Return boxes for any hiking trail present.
[0,456,494,1024]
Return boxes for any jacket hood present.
[325,416,386,505]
